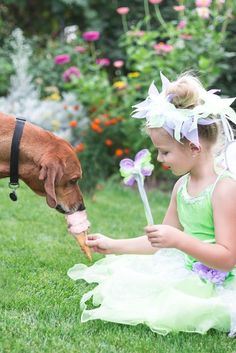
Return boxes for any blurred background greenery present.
[0,0,235,191]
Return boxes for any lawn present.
[0,179,235,353]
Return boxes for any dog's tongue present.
[66,210,90,234]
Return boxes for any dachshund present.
[0,112,85,214]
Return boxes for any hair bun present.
[165,74,203,108]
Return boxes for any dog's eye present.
[70,178,78,185]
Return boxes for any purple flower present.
[120,158,134,170]
[119,149,154,225]
[135,149,149,163]
[192,262,228,285]
[124,176,136,186]
[96,58,111,66]
[120,150,154,186]
[119,159,134,182]
[82,31,100,42]
[62,66,81,82]
[54,54,71,65]
[141,167,153,176]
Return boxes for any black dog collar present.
[9,117,26,201]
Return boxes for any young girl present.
[68,72,236,336]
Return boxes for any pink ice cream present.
[66,210,92,260]
[66,210,91,235]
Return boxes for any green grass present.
[0,179,235,353]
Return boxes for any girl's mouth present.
[161,164,170,170]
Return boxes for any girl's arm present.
[86,234,157,255]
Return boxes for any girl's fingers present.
[87,234,100,241]
[147,235,161,241]
[86,239,99,247]
[146,230,160,236]
[145,225,160,232]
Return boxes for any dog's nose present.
[77,202,86,211]
[56,204,66,214]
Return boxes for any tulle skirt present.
[68,249,236,336]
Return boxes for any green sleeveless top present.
[176,170,236,273]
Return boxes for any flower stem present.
[221,8,231,37]
[154,4,167,29]
[121,14,128,33]
[89,42,97,61]
[144,0,151,31]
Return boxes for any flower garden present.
[1,0,235,191]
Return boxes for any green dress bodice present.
[176,171,236,271]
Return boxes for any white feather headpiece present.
[132,72,236,147]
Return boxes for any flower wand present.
[119,149,154,225]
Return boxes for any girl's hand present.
[86,233,115,254]
[145,224,183,249]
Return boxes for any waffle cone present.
[74,231,92,261]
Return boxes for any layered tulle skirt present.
[68,249,236,336]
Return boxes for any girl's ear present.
[189,142,201,157]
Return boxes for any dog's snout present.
[55,201,86,215]
[56,205,66,214]
[77,202,86,211]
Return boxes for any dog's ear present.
[39,158,64,208]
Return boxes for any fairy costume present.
[68,170,236,336]
[68,73,236,335]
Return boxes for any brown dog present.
[0,112,85,214]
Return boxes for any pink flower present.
[180,33,193,40]
[54,54,71,65]
[177,20,187,30]
[195,0,212,7]
[113,60,124,68]
[63,66,81,82]
[116,7,130,15]
[82,31,100,41]
[196,7,210,18]
[74,46,87,53]
[149,0,162,4]
[127,30,145,37]
[96,58,111,66]
[153,42,174,54]
[173,5,185,11]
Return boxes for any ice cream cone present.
[74,231,92,261]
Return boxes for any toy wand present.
[119,149,154,225]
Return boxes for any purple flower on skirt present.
[192,262,228,285]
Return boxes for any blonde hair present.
[165,73,220,145]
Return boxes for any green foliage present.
[0,1,236,191]
[53,0,235,190]
[0,50,13,96]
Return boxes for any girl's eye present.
[162,151,169,156]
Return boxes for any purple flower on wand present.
[120,149,154,224]
[193,262,229,285]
